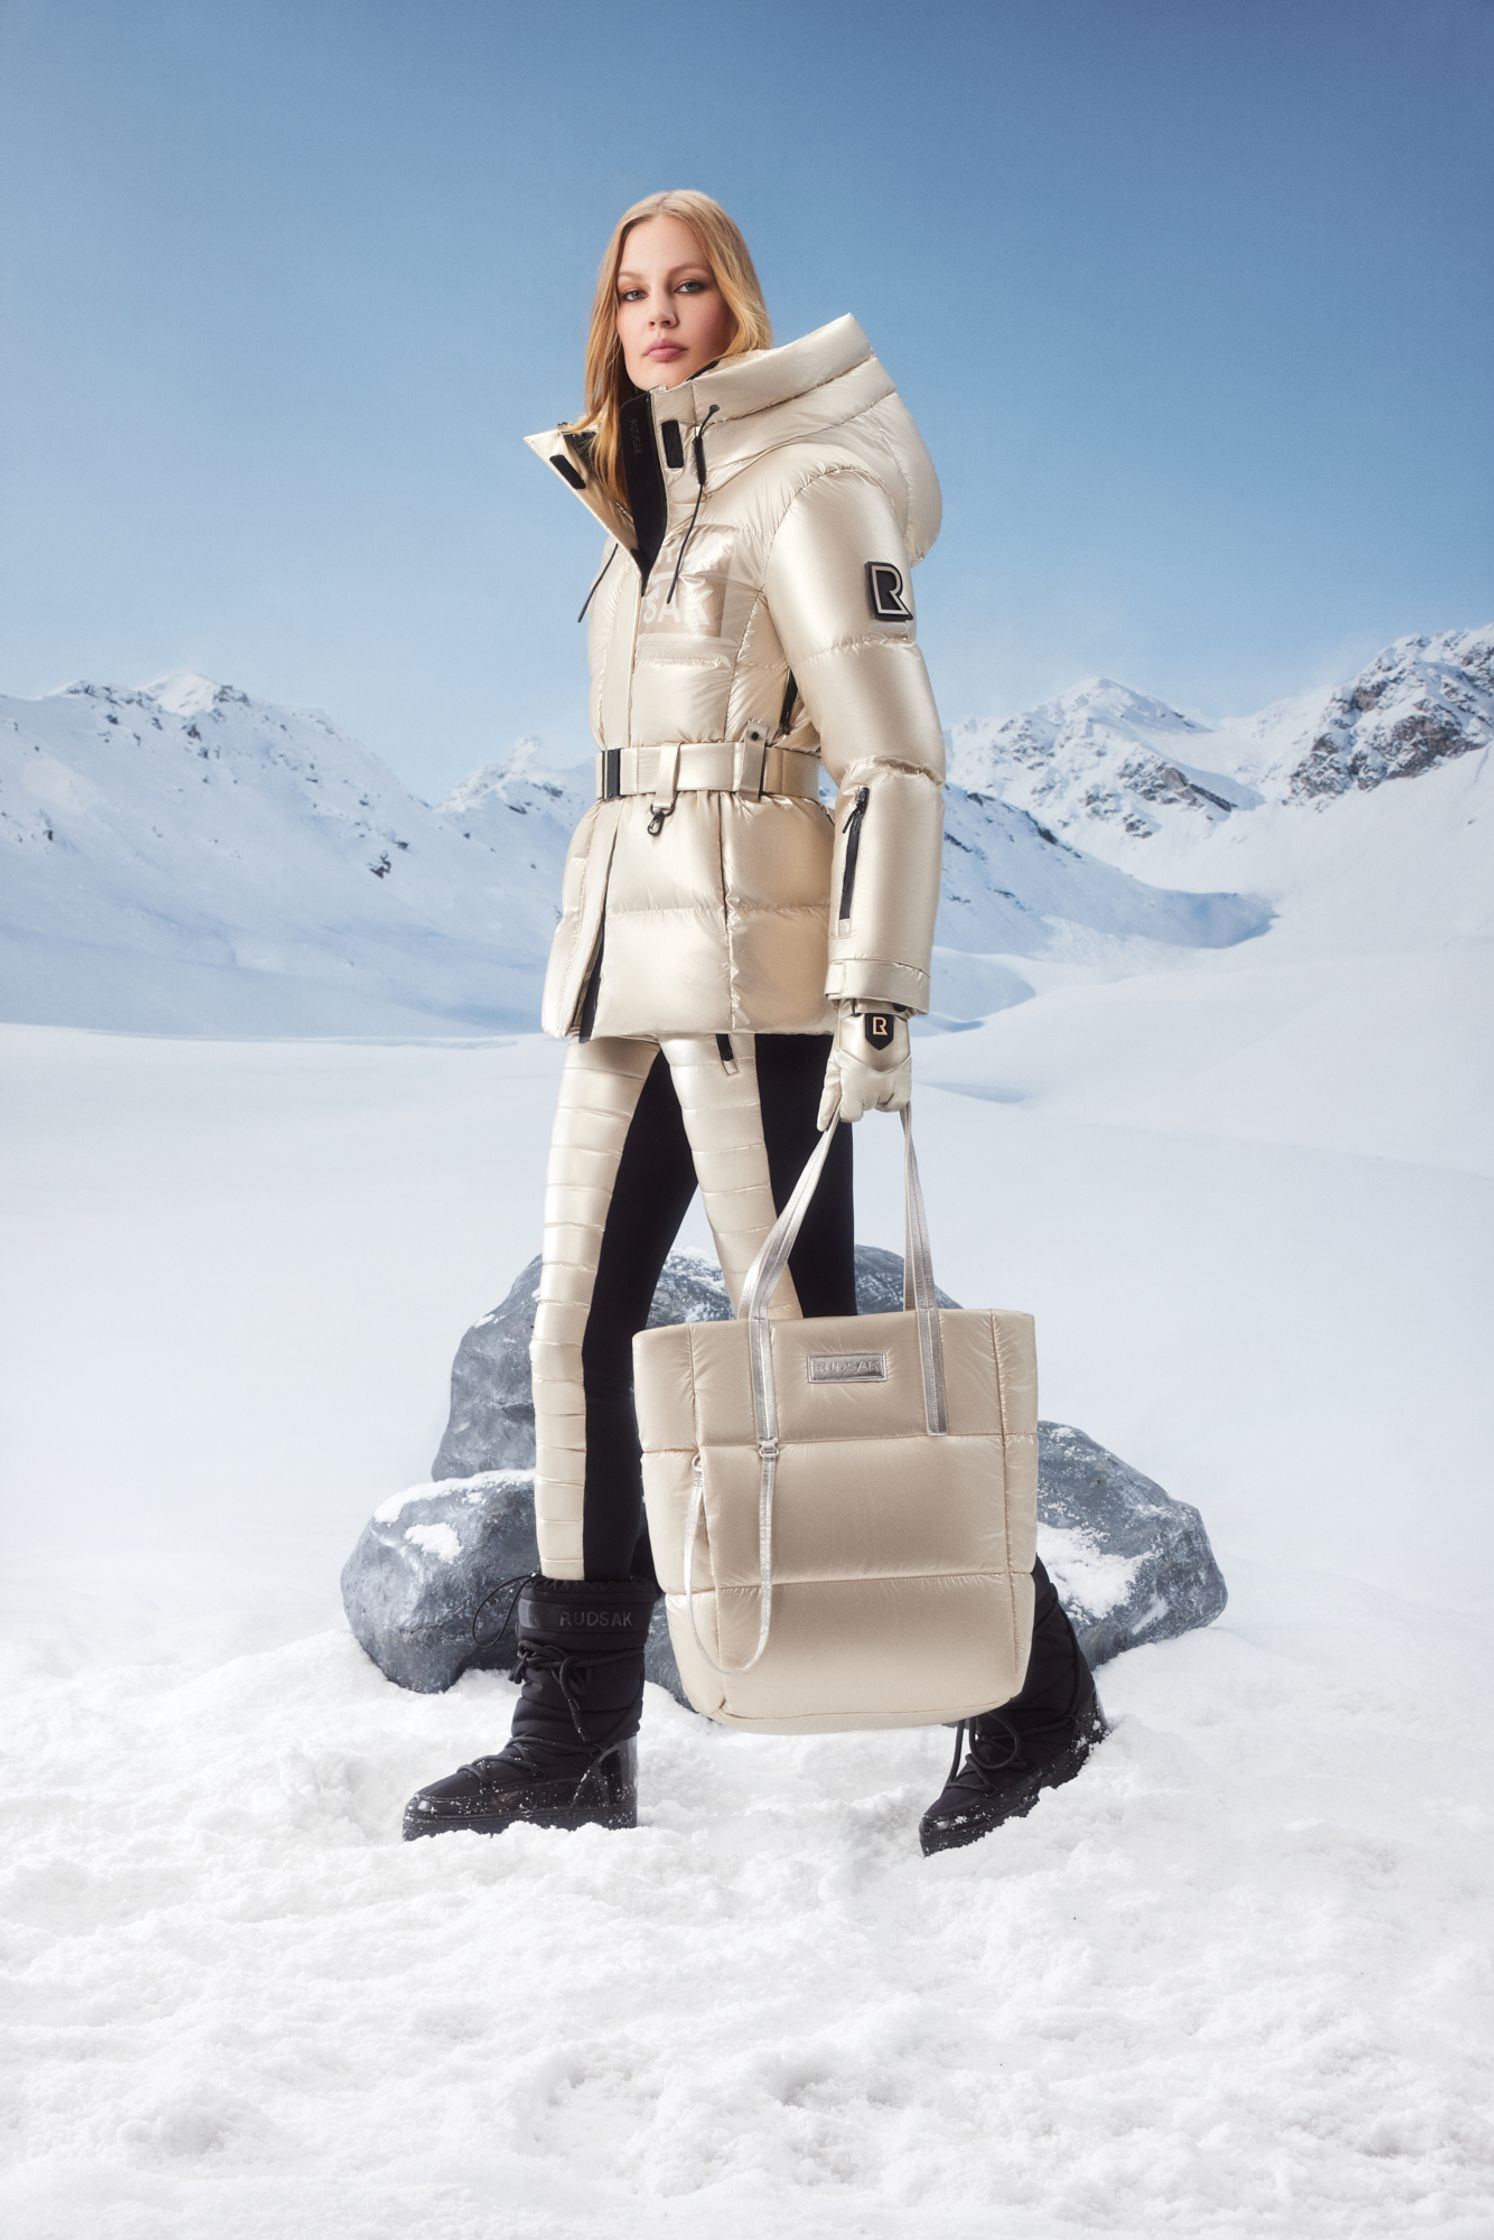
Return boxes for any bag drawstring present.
[665,402,721,605]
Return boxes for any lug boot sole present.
[403,1791,637,1839]
[919,1705,1110,1857]
[402,1736,639,1841]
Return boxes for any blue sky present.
[3,0,1490,798]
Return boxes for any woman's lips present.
[646,343,684,358]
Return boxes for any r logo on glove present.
[818,999,913,1128]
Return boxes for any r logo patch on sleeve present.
[865,560,913,620]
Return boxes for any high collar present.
[522,312,897,547]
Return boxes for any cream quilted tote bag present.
[631,1104,1037,1733]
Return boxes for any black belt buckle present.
[599,747,621,801]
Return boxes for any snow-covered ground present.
[4,624,1492,2232]
[4,985,1491,2236]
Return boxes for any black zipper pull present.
[665,402,721,605]
[576,543,618,623]
[837,784,871,928]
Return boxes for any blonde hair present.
[565,191,772,514]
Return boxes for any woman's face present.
[614,214,734,392]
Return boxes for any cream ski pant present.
[528,1029,854,1582]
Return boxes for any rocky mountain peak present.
[1269,623,1494,801]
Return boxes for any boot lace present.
[464,1570,641,1806]
[942,1710,1026,1796]
[469,1569,536,1659]
[942,1651,1105,1799]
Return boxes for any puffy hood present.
[523,312,941,566]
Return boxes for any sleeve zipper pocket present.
[836,784,871,931]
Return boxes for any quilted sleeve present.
[761,466,945,1015]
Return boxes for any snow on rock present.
[400,1520,462,1563]
[344,1464,690,1704]
[342,1468,545,1693]
[1036,1422,1227,1660]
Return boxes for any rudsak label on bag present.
[806,1352,889,1383]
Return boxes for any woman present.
[404,191,1107,1855]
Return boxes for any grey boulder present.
[1034,1421,1227,1664]
[341,1469,541,1696]
[430,1258,543,1482]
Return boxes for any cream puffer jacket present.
[523,312,946,1042]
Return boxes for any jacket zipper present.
[836,784,871,931]
[665,404,721,603]
[573,920,605,1041]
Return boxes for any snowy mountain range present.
[949,623,1494,854]
[0,673,577,1035]
[1,622,1489,1036]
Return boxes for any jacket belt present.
[596,739,822,806]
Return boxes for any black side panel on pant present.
[579,1047,700,1582]
[578,1034,854,1582]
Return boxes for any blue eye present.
[618,279,710,302]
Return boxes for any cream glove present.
[817,999,914,1128]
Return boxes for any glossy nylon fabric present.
[522,312,947,1040]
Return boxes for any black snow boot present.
[919,1564,1111,1857]
[402,1572,658,1840]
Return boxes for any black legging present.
[569,1028,1086,1724]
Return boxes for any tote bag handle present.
[682,1097,949,1676]
[740,1097,946,1371]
